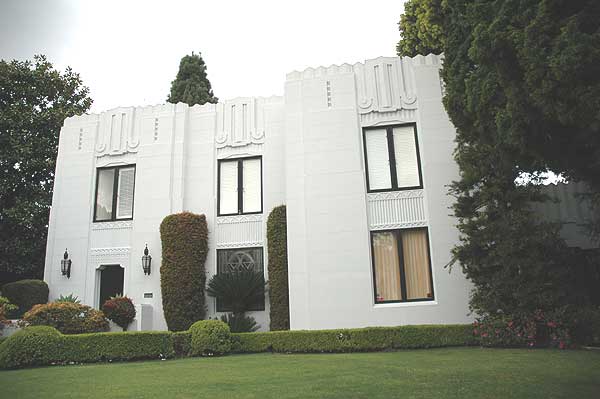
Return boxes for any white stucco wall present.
[44,54,473,331]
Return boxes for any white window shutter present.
[219,161,238,214]
[116,167,135,219]
[365,129,392,190]
[242,158,261,213]
[393,126,420,188]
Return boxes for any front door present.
[99,265,124,307]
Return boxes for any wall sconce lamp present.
[142,244,152,275]
[61,249,72,278]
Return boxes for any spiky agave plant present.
[207,268,266,315]
[220,313,259,333]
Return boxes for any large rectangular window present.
[217,156,262,216]
[371,228,434,303]
[363,124,422,192]
[216,247,265,312]
[94,165,136,222]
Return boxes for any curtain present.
[372,232,402,302]
[401,229,432,300]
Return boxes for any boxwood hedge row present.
[160,212,208,331]
[266,205,290,331]
[0,324,475,369]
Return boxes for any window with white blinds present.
[218,157,262,215]
[94,165,136,222]
[363,124,422,192]
[116,167,135,219]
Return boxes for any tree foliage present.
[267,205,290,331]
[396,0,445,57]
[0,56,92,283]
[160,212,208,331]
[442,0,600,316]
[167,52,217,106]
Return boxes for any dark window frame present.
[215,246,266,312]
[217,155,263,216]
[362,122,424,193]
[370,227,435,304]
[93,164,136,223]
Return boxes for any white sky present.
[0,0,406,113]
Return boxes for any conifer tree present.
[167,52,217,106]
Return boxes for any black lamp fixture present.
[61,249,72,278]
[142,244,152,275]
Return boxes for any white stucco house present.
[43,54,474,331]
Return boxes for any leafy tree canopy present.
[0,55,92,283]
[442,0,600,315]
[167,52,217,106]
[396,0,445,57]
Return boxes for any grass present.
[0,348,599,398]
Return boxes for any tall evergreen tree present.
[0,55,92,284]
[396,0,445,57]
[441,0,600,316]
[167,52,217,106]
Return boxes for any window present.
[363,124,422,192]
[216,247,265,312]
[218,156,262,216]
[94,165,136,222]
[371,228,434,303]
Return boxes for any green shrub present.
[1,279,48,317]
[0,296,18,328]
[267,205,289,331]
[160,212,208,331]
[220,313,259,333]
[55,294,80,303]
[233,324,476,353]
[61,331,174,363]
[22,302,109,334]
[102,296,136,331]
[0,328,175,369]
[172,331,191,357]
[190,320,232,356]
[0,326,63,369]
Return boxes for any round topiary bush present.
[1,279,49,318]
[190,319,232,356]
[0,326,63,369]
[22,302,109,334]
[160,212,209,331]
[102,296,136,331]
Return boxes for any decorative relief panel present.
[216,214,263,248]
[367,190,427,230]
[215,98,265,149]
[354,57,417,115]
[89,247,131,264]
[95,107,140,157]
[91,220,133,231]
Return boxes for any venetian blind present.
[242,158,261,213]
[219,161,238,214]
[393,126,420,188]
[116,167,135,219]
[365,129,392,190]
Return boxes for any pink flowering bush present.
[102,296,136,331]
[473,309,574,349]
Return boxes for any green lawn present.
[1,348,598,399]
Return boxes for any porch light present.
[61,249,72,278]
[142,244,152,275]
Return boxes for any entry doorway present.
[98,265,124,307]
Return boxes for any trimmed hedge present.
[0,324,475,369]
[232,325,476,353]
[160,212,209,331]
[267,205,290,331]
[23,302,109,334]
[0,327,174,369]
[190,320,232,356]
[1,279,49,317]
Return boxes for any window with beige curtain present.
[371,228,433,303]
